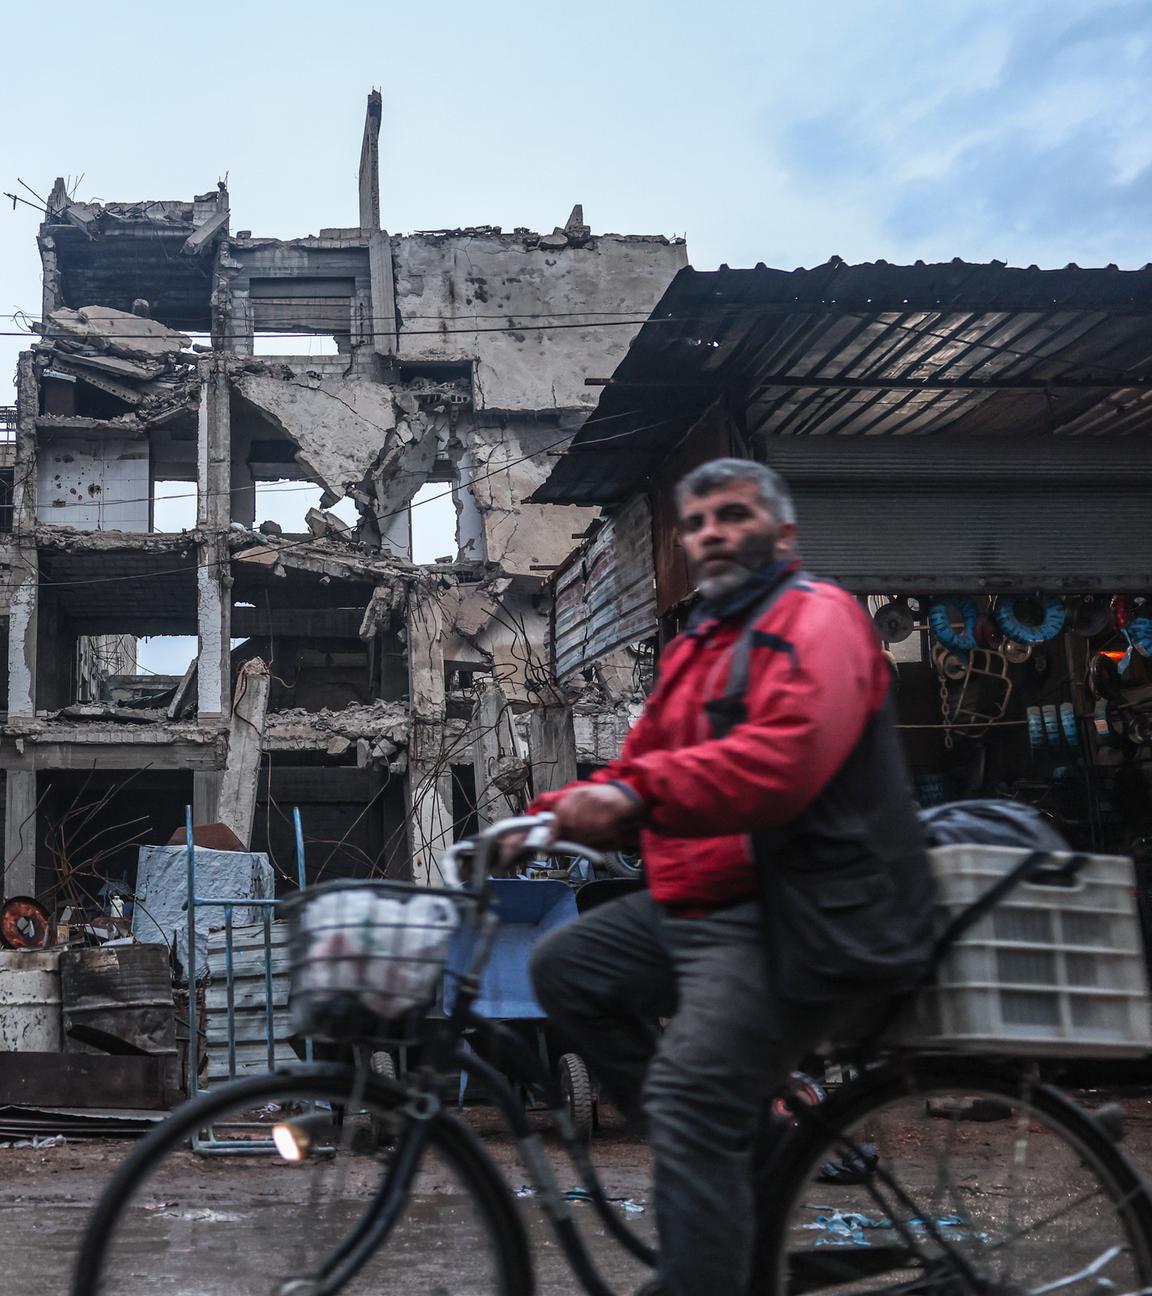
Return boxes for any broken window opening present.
[0,468,13,531]
[253,480,359,536]
[38,769,196,908]
[152,480,197,533]
[137,635,198,679]
[76,634,154,706]
[451,765,480,843]
[248,278,355,353]
[41,371,137,421]
[253,334,341,358]
[410,481,459,564]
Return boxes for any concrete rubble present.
[0,91,687,903]
[33,305,200,433]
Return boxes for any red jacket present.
[533,577,893,909]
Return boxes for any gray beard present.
[695,562,759,600]
[689,527,784,601]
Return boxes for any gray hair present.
[675,458,796,525]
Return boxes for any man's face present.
[678,478,796,599]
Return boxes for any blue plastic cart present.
[445,878,597,1137]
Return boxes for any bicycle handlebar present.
[439,813,610,890]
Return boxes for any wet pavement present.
[1,1115,657,1295]
[4,1196,658,1294]
[5,1095,1152,1294]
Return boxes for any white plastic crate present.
[900,845,1152,1057]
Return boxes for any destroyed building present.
[1,92,687,904]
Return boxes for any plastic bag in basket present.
[299,889,460,1021]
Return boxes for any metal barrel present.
[60,945,177,1062]
[0,951,63,1052]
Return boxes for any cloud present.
[774,2,1152,265]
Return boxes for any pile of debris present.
[34,304,199,427]
[265,700,409,769]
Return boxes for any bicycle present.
[72,817,1152,1296]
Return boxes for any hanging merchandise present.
[1027,702,1080,752]
[1059,702,1080,749]
[973,613,1003,650]
[1001,639,1033,665]
[928,597,978,652]
[1126,615,1152,659]
[1128,712,1152,746]
[872,598,915,643]
[1041,705,1061,747]
[939,646,1013,741]
[994,594,1066,645]
[1108,596,1152,669]
[1112,596,1135,631]
[1089,652,1122,701]
[1068,595,1112,638]
[1093,699,1126,747]
[932,644,969,681]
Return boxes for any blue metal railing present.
[184,805,311,1155]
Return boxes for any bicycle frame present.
[305,816,658,1295]
[305,1014,655,1296]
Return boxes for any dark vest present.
[706,572,936,1002]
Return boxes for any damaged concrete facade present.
[1,93,685,899]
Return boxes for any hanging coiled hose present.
[994,594,1066,644]
[928,597,978,652]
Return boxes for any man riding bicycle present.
[525,458,936,1296]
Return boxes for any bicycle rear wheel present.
[756,1055,1152,1296]
[71,1065,533,1296]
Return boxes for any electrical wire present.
[0,319,654,339]
[0,305,1147,379]
[15,399,653,514]
[5,409,678,592]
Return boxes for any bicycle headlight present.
[271,1112,332,1162]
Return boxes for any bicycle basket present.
[284,880,478,1042]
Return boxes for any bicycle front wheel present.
[757,1055,1152,1296]
[71,1065,533,1296]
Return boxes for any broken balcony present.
[41,184,226,333]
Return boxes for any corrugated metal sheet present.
[770,436,1152,592]
[534,259,1152,508]
[204,922,295,1080]
[553,496,657,678]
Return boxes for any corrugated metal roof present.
[533,258,1152,506]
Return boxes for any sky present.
[1,0,1149,670]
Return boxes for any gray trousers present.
[530,890,866,1296]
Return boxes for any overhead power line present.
[15,412,669,591]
